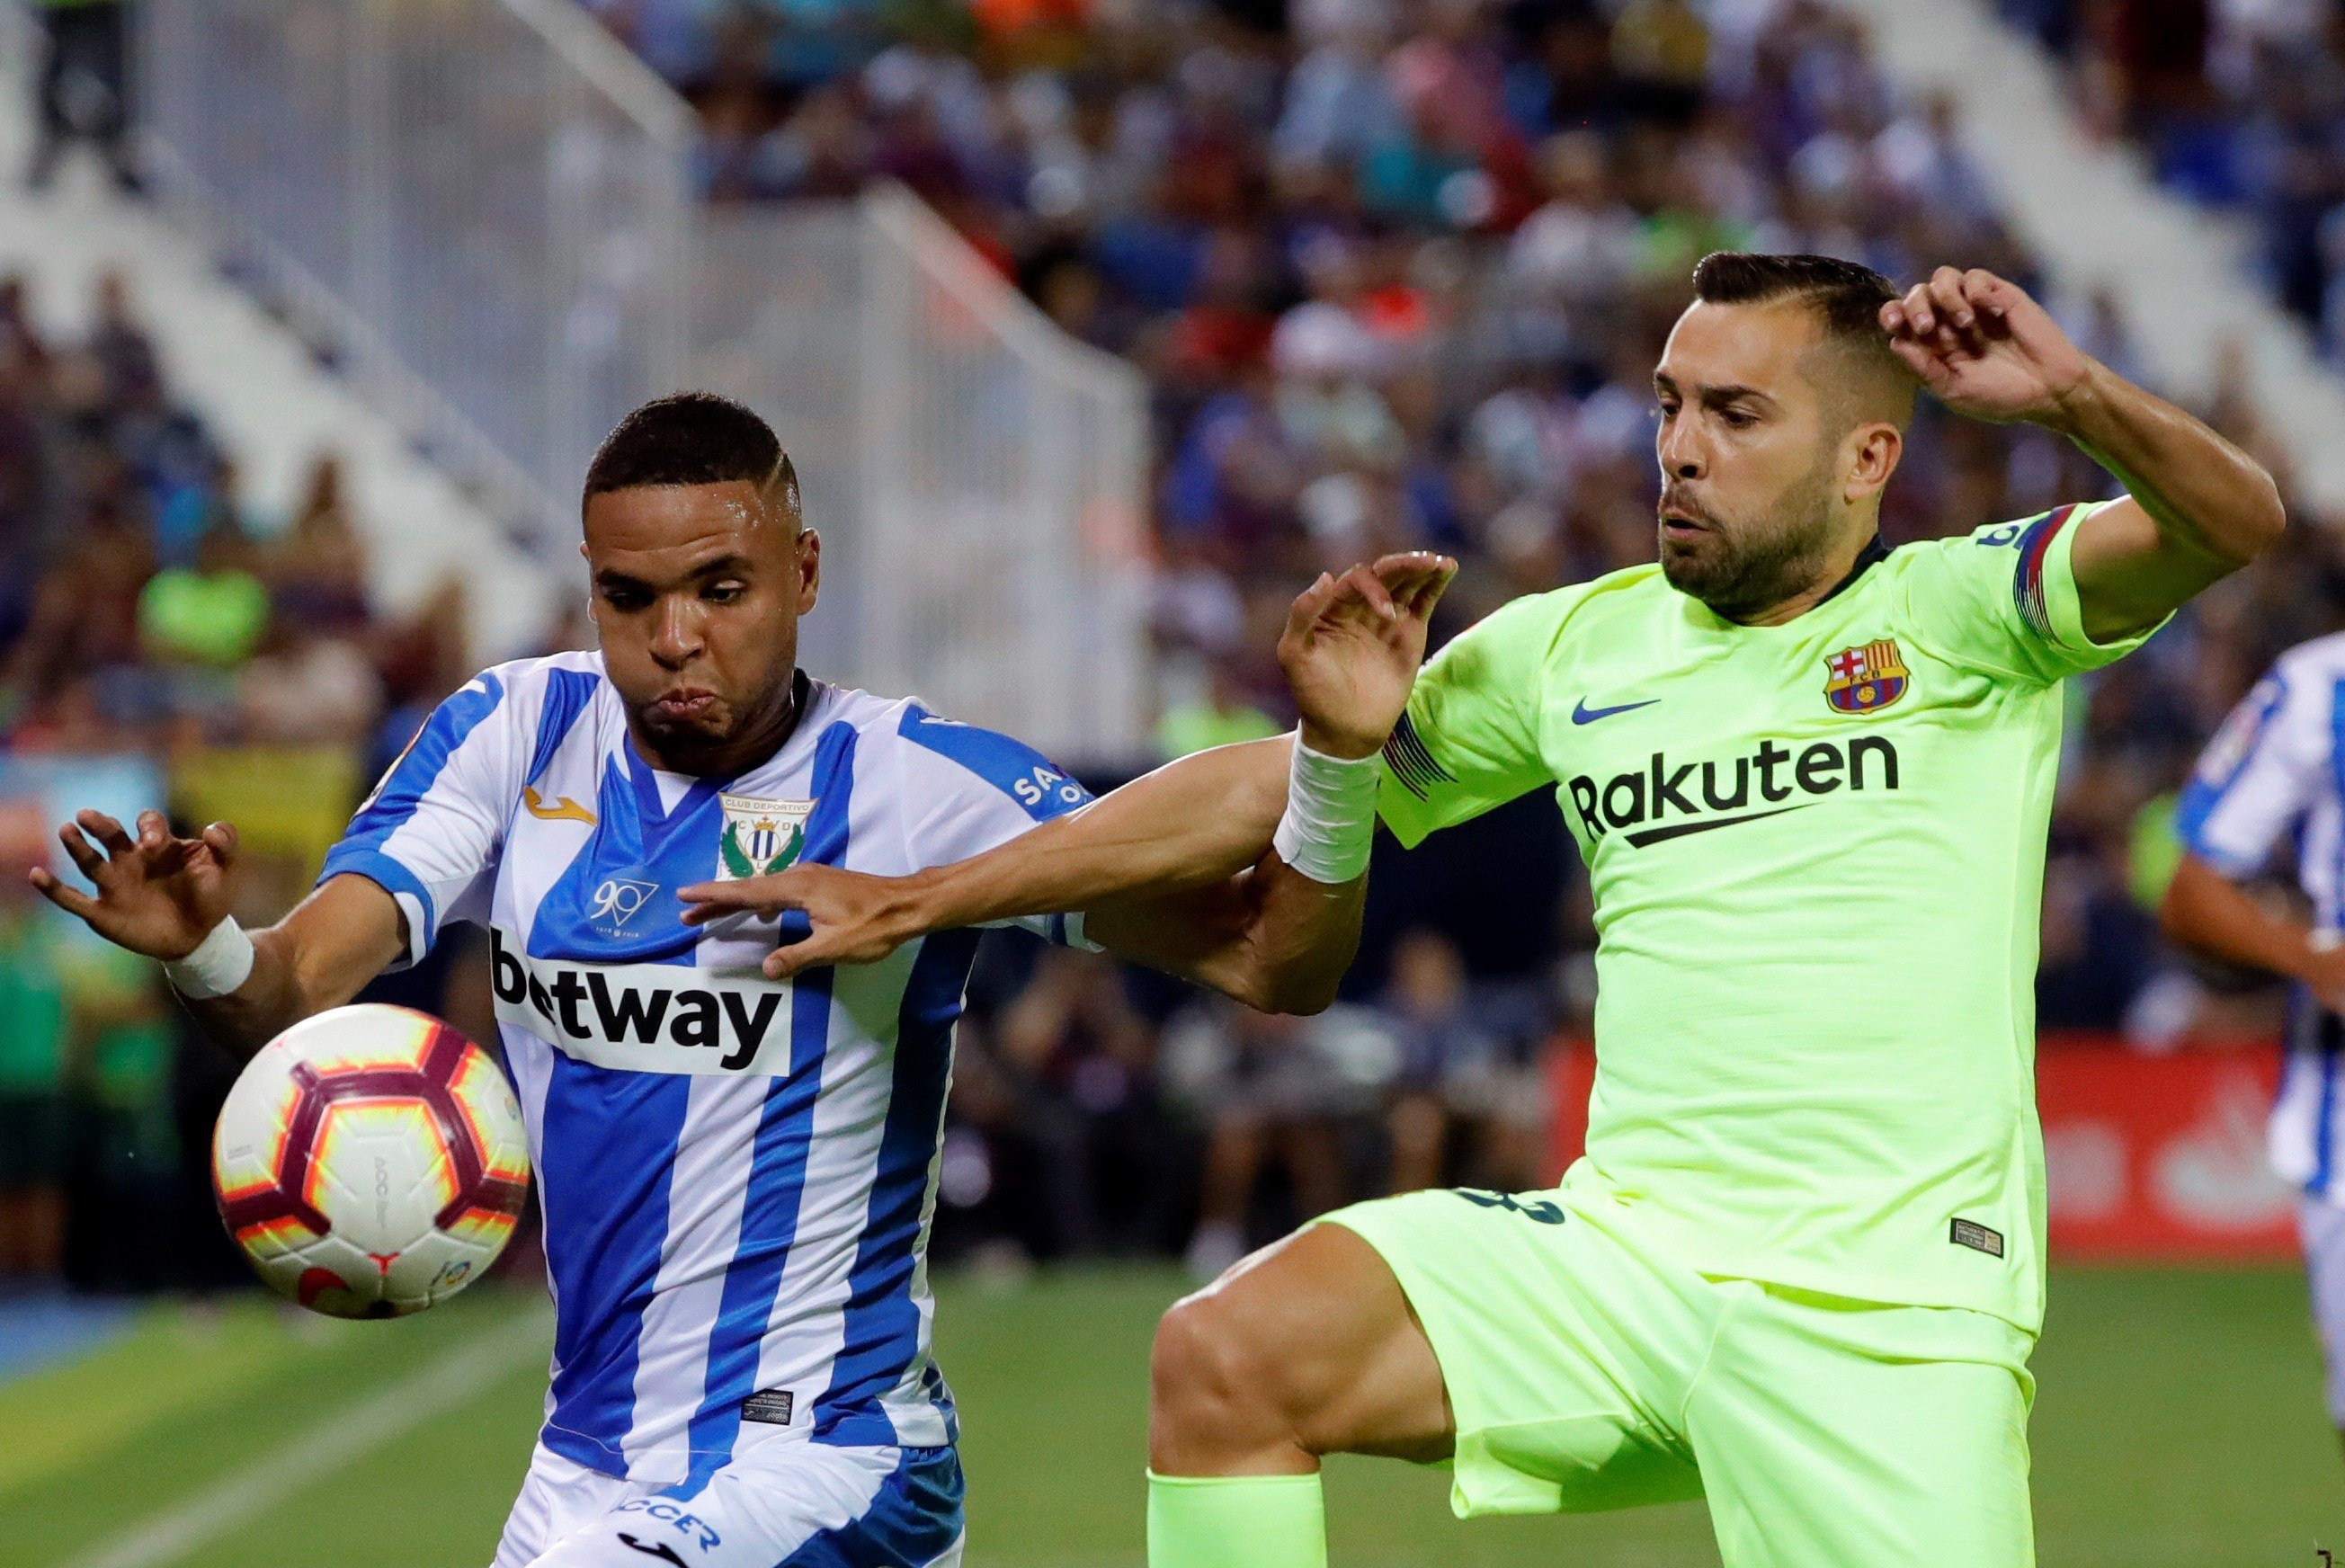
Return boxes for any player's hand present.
[30,810,239,960]
[1879,267,2093,427]
[677,864,923,981]
[1279,550,1458,761]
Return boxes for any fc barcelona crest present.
[1823,639,1909,715]
[718,793,816,879]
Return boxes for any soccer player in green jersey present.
[680,254,2285,1566]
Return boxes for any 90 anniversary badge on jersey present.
[718,793,816,879]
[1823,639,1909,715]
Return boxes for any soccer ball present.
[211,1003,531,1319]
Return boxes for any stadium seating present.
[0,0,2331,1290]
[568,0,2344,1262]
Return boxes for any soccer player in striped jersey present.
[2162,634,2345,1458]
[27,392,1455,1568]
[689,257,2287,1567]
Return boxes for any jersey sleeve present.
[317,669,531,967]
[1376,591,1562,849]
[1902,501,2166,684]
[893,704,1101,947]
[2175,661,2332,878]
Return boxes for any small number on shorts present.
[1452,1189,1567,1225]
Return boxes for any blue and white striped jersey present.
[318,651,1095,1483]
[2176,630,2345,1205]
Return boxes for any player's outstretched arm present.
[31,809,406,1056]
[2161,852,2345,1010]
[681,552,1456,1012]
[1882,267,2285,640]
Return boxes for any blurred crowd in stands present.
[0,263,481,1293]
[10,0,2345,1294]
[2006,0,2345,363]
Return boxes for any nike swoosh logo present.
[616,1537,687,1566]
[522,787,597,824]
[1572,698,1661,725]
[1623,805,1808,847]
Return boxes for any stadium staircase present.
[0,5,557,658]
[1847,0,2345,512]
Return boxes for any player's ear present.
[795,528,821,615]
[1842,421,1902,503]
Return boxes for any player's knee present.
[1150,1283,1295,1447]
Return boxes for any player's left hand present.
[1280,550,1458,762]
[1879,267,2093,427]
[677,863,917,980]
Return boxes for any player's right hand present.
[30,809,239,960]
[677,863,921,981]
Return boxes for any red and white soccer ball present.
[211,1003,531,1319]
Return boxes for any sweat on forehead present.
[581,480,801,567]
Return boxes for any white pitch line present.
[60,1308,549,1568]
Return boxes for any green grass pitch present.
[4,1266,2338,1567]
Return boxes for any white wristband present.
[165,916,256,1000]
[1271,734,1381,885]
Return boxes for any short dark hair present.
[582,392,800,519]
[1691,252,1897,337]
[1690,252,1912,425]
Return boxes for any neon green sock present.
[1146,1470,1327,1568]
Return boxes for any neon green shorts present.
[1322,1181,2037,1568]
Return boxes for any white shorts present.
[491,1438,965,1568]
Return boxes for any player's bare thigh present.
[1149,1221,1455,1474]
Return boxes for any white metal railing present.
[137,0,693,543]
[122,1,1150,756]
[695,187,1152,760]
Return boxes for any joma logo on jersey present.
[718,793,814,879]
[489,930,787,1073]
[1566,736,1900,848]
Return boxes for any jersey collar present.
[1815,533,1890,608]
[1681,533,1890,634]
[624,667,823,804]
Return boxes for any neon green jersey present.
[1378,502,2153,1332]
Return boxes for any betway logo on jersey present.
[1567,735,1900,848]
[489,929,791,1074]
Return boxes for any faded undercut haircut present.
[1690,252,1916,430]
[582,391,802,524]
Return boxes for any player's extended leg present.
[2301,1195,2345,1458]
[1147,1222,1454,1568]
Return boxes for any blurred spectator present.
[1380,927,1545,1195]
[1163,996,1396,1278]
[56,933,174,1293]
[0,806,67,1287]
[949,946,1185,1261]
[1154,657,1281,759]
[138,523,269,672]
[268,455,371,637]
[26,0,137,192]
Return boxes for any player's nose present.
[649,598,703,666]
[1657,422,1705,480]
